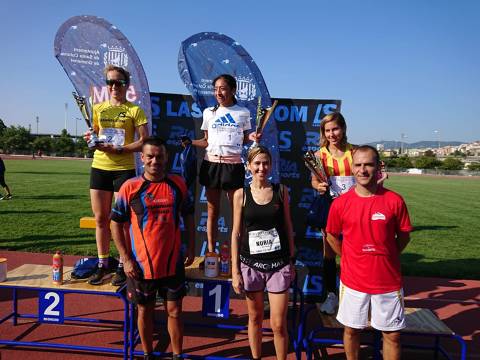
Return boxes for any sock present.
[98,254,109,268]
[323,258,337,294]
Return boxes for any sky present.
[1,0,479,144]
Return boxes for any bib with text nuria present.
[248,228,281,255]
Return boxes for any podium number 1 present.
[209,284,222,312]
[202,281,230,319]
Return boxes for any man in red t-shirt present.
[111,137,195,360]
[326,145,412,360]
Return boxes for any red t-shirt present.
[326,187,413,294]
[112,174,187,279]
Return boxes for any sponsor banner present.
[152,92,341,301]
[54,15,151,174]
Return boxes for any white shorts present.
[336,281,406,332]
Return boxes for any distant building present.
[458,141,480,156]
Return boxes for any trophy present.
[303,150,328,183]
[255,96,278,138]
[72,91,101,148]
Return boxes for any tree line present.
[0,119,91,157]
[382,151,480,171]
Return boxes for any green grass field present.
[1,159,479,280]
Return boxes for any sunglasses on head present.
[105,79,128,87]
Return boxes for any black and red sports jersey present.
[112,174,187,279]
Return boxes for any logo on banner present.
[302,274,323,295]
[280,159,300,179]
[303,131,321,152]
[278,131,292,152]
[197,212,228,233]
[103,45,129,67]
[171,153,183,174]
[235,76,256,101]
[312,103,339,127]
[199,186,207,203]
[305,225,322,239]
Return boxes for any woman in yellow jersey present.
[311,112,387,314]
[311,112,354,314]
[86,65,149,286]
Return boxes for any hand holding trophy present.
[72,91,102,149]
[253,96,278,145]
[303,150,328,184]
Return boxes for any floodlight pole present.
[64,103,68,132]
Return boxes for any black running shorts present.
[199,160,245,190]
[90,167,136,192]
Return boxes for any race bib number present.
[212,126,243,148]
[99,128,125,146]
[248,228,281,255]
[330,176,356,197]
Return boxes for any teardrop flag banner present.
[178,32,280,183]
[54,15,151,174]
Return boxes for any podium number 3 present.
[209,284,222,312]
[44,292,60,316]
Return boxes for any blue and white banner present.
[178,32,280,183]
[54,15,151,173]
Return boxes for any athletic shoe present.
[111,267,127,286]
[172,354,182,360]
[0,195,12,200]
[87,265,110,285]
[319,292,338,315]
[144,354,156,360]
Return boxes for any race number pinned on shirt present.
[39,290,64,324]
[329,176,356,197]
[202,281,230,319]
[99,128,125,146]
[248,228,281,255]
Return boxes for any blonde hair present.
[247,145,272,164]
[319,112,348,148]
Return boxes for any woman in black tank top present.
[231,146,295,360]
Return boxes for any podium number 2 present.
[39,290,64,323]
[44,292,60,316]
[209,284,222,312]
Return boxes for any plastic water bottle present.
[204,252,219,278]
[52,251,63,285]
[219,243,231,277]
